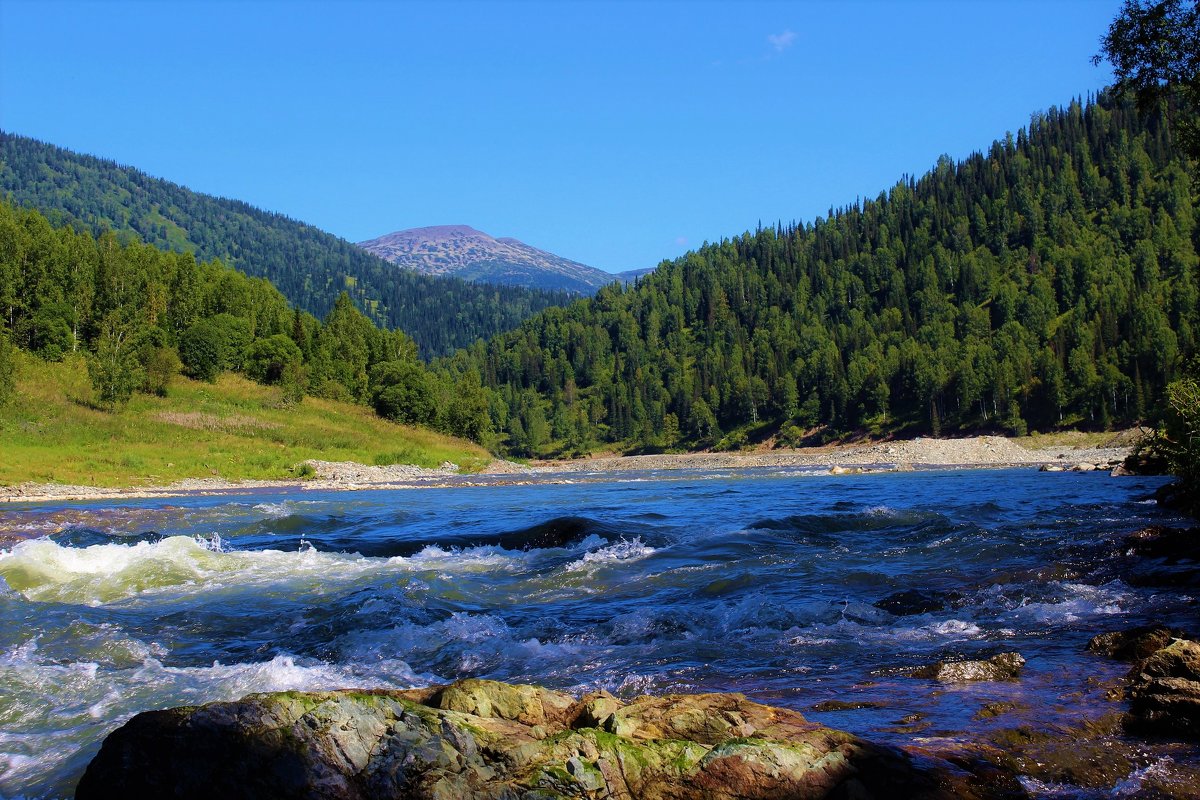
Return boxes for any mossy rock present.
[79,680,1030,799]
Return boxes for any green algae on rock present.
[76,679,1017,800]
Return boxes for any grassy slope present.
[0,353,490,487]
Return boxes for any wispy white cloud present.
[766,30,797,54]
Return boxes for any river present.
[0,467,1194,798]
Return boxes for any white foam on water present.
[1017,775,1105,798]
[193,531,227,552]
[891,619,985,642]
[337,611,512,670]
[0,536,531,607]
[1111,757,1176,796]
[396,544,535,578]
[0,630,423,797]
[782,634,837,646]
[1005,581,1129,625]
[251,501,305,517]
[563,537,656,572]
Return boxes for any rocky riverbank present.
[528,434,1133,474]
[0,461,463,505]
[0,433,1138,506]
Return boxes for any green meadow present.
[0,353,491,488]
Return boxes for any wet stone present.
[810,700,885,712]
[1125,639,1200,739]
[873,589,953,616]
[1088,625,1190,662]
[973,702,1019,721]
[77,679,1020,800]
[912,652,1026,683]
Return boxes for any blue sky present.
[1,1,1117,272]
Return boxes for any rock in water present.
[1087,625,1190,662]
[1120,526,1200,587]
[873,589,951,616]
[912,653,1026,683]
[76,679,1011,799]
[1126,639,1200,739]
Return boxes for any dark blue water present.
[0,467,1193,798]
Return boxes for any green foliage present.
[0,132,573,357]
[211,314,254,371]
[370,360,436,425]
[29,304,74,360]
[141,346,181,397]
[178,322,225,382]
[278,360,308,406]
[452,92,1198,454]
[244,334,303,385]
[311,293,376,401]
[87,316,144,409]
[0,331,16,405]
[131,326,180,396]
[714,430,749,452]
[1150,358,1200,514]
[777,424,807,448]
[1096,0,1200,160]
[439,372,493,444]
[687,399,720,443]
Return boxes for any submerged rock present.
[809,699,885,712]
[1124,526,1200,562]
[77,679,1015,800]
[972,702,1019,721]
[1120,526,1200,587]
[980,723,1135,792]
[873,589,952,616]
[912,653,1025,683]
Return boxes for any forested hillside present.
[444,92,1198,456]
[0,133,571,356]
[0,201,492,445]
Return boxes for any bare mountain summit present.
[358,225,618,294]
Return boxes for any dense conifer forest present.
[0,133,572,357]
[445,93,1198,456]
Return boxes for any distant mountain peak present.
[358,226,617,294]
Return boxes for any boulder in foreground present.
[76,678,1017,799]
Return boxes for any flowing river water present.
[0,467,1195,798]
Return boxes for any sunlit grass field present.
[0,353,490,487]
